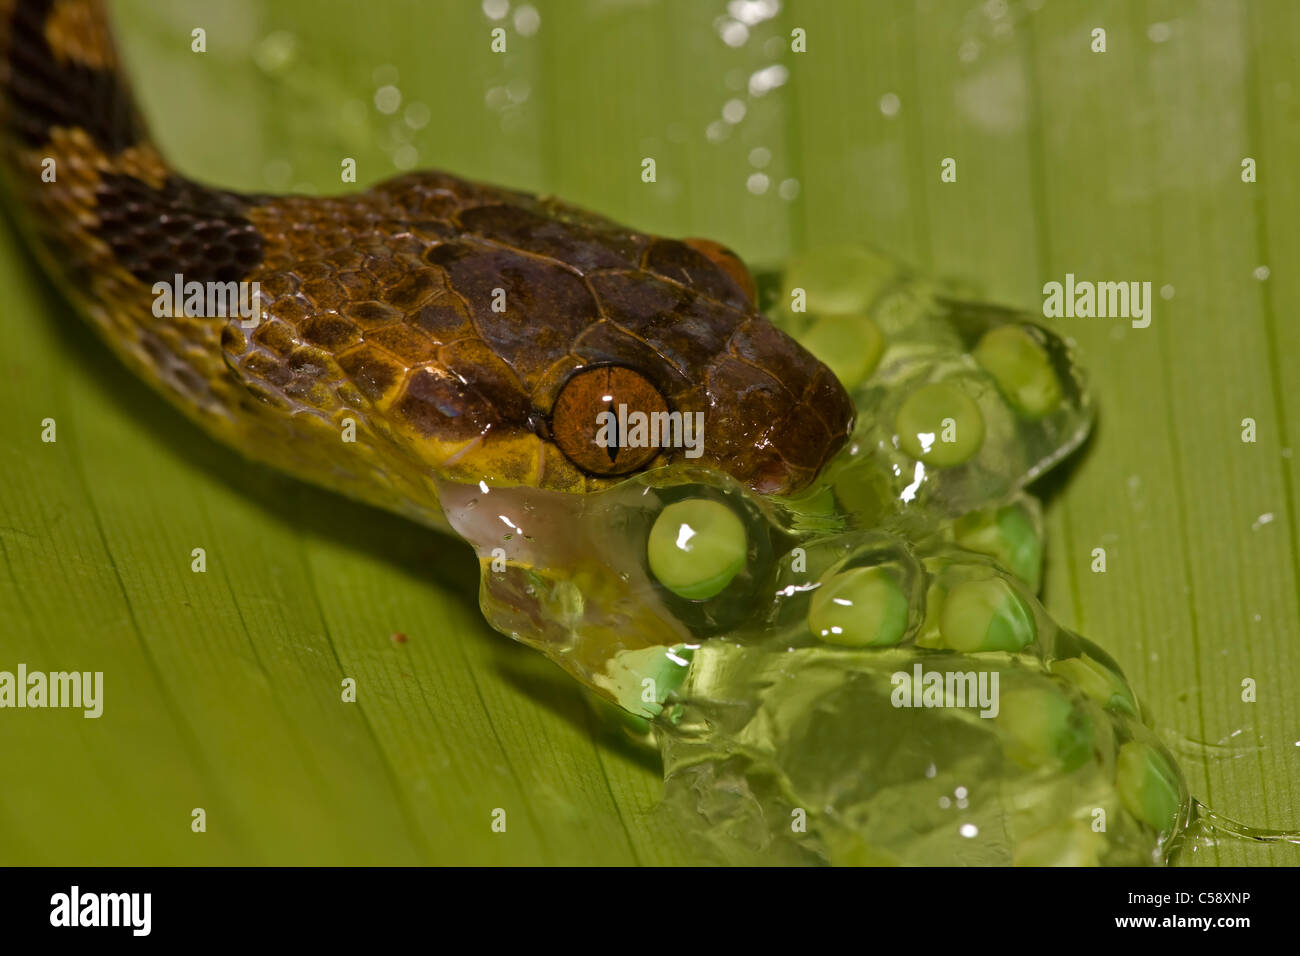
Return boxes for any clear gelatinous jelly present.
[436,244,1207,865]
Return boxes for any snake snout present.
[701,316,856,497]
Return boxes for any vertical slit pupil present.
[605,396,618,463]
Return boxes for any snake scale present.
[0,0,854,534]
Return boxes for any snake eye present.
[552,365,669,476]
[683,237,757,306]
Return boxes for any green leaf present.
[1,0,1296,865]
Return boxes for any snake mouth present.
[726,415,847,497]
[745,455,817,497]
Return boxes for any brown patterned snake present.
[0,0,854,539]
[20,2,1297,869]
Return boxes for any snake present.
[17,1,1300,867]
[0,0,855,538]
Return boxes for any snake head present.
[538,233,857,497]
[547,313,855,496]
[238,175,855,500]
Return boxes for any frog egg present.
[807,565,910,647]
[596,644,696,720]
[938,576,1037,652]
[996,684,1095,772]
[1115,741,1183,836]
[794,534,925,647]
[1050,654,1138,716]
[647,498,748,600]
[796,313,885,390]
[953,499,1043,593]
[780,245,898,315]
[895,382,986,467]
[973,324,1063,420]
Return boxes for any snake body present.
[0,0,854,531]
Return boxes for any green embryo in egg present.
[647,499,748,600]
[808,566,910,647]
[895,382,986,466]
